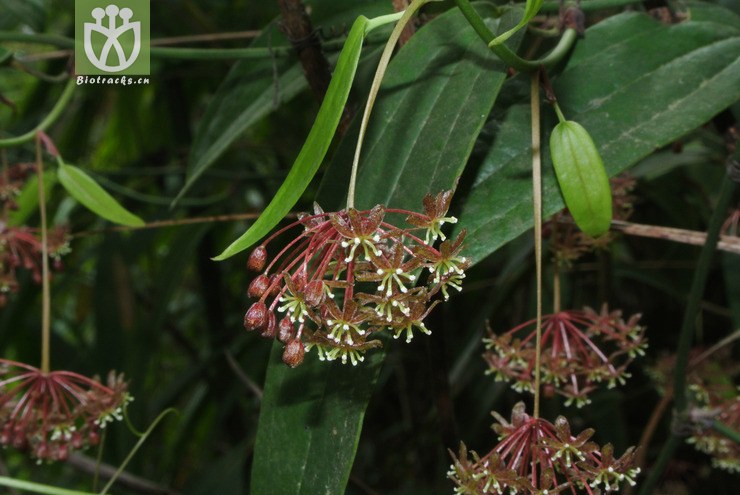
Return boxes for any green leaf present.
[489,0,543,47]
[213,16,370,260]
[549,120,612,236]
[57,161,145,227]
[7,170,56,227]
[250,5,517,494]
[458,8,740,263]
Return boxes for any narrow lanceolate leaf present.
[57,161,144,227]
[489,0,543,46]
[458,6,740,263]
[213,16,370,260]
[251,5,517,495]
[550,120,612,236]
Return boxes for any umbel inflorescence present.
[0,359,132,461]
[483,305,647,407]
[243,188,468,367]
[0,163,70,307]
[448,402,640,495]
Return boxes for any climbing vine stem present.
[453,0,577,72]
[0,78,75,148]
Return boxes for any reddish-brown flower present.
[448,402,640,494]
[0,359,131,461]
[243,189,467,366]
[0,163,70,307]
[484,305,646,407]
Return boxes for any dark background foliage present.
[0,1,738,494]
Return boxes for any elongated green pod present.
[549,120,612,236]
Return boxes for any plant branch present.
[67,453,181,495]
[637,170,737,495]
[453,0,577,72]
[610,219,740,254]
[71,212,298,238]
[0,32,357,61]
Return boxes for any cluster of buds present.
[243,188,469,367]
[547,174,636,265]
[483,305,647,407]
[0,163,70,307]
[0,359,132,462]
[448,402,641,494]
[649,350,739,472]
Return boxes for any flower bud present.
[57,443,69,461]
[247,246,267,272]
[248,274,271,298]
[244,302,269,331]
[260,311,277,339]
[35,442,49,460]
[277,316,294,343]
[88,430,100,446]
[304,280,325,307]
[282,339,305,367]
[71,431,83,449]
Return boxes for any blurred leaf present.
[0,0,46,31]
[213,16,370,260]
[180,24,306,203]
[251,5,516,494]
[458,8,740,262]
[57,161,145,227]
[7,170,56,227]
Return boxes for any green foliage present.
[458,7,740,262]
[58,160,145,227]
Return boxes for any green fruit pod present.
[549,120,612,237]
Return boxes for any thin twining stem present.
[531,71,543,419]
[35,135,51,374]
[346,0,441,209]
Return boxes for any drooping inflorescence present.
[483,305,647,407]
[0,359,132,462]
[0,163,70,307]
[448,402,641,495]
[243,188,469,367]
